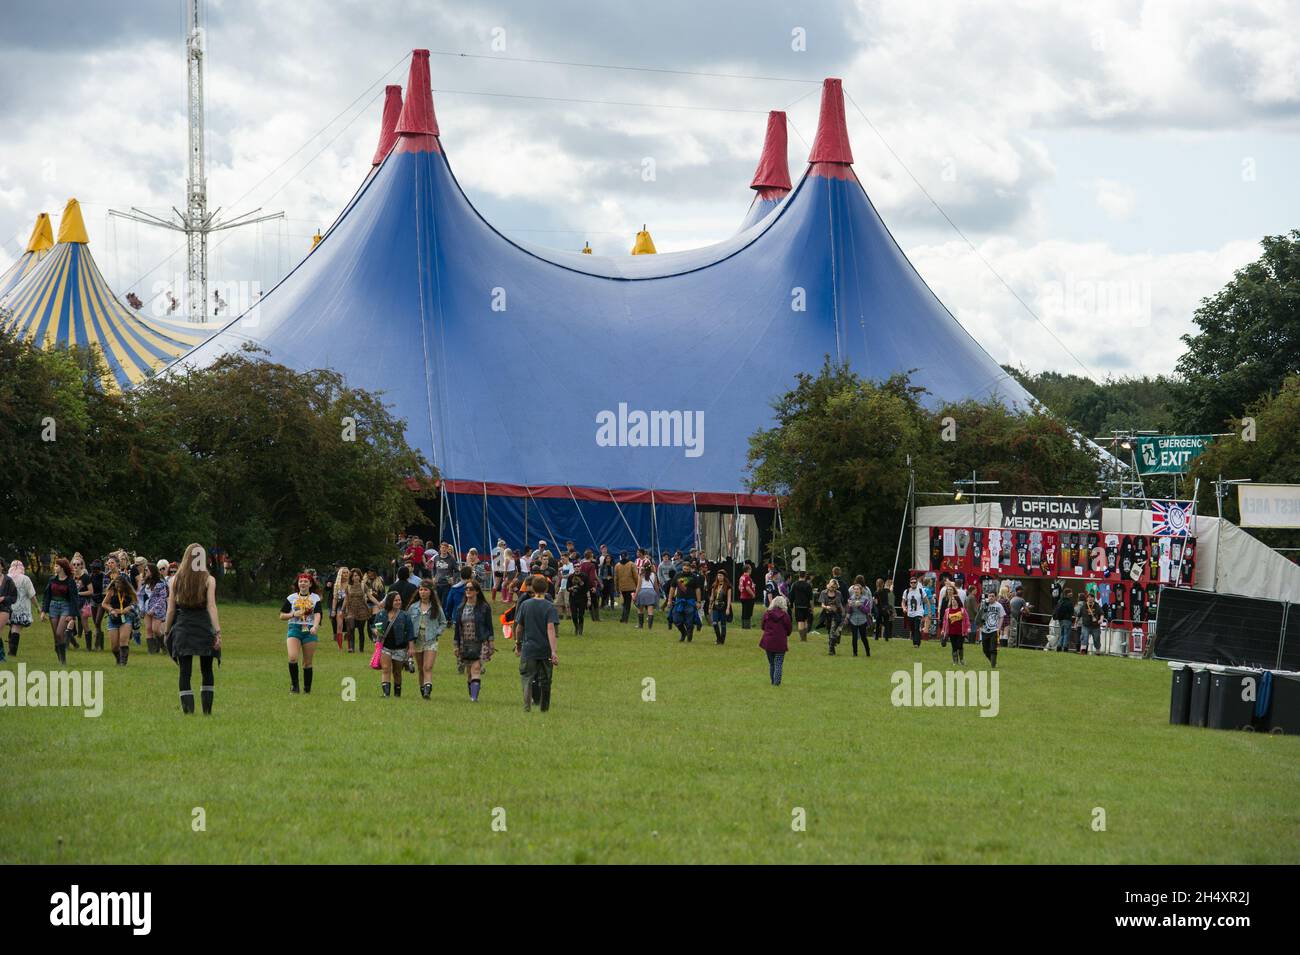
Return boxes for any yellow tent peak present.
[311,230,323,248]
[56,199,89,244]
[581,242,593,254]
[631,224,656,255]
[26,213,54,253]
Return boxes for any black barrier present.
[1154,587,1297,669]
[1264,672,1300,735]
[1189,666,1212,727]
[1206,667,1260,731]
[1169,663,1192,725]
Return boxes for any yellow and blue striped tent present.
[0,212,54,299]
[0,199,211,390]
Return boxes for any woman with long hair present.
[6,560,37,658]
[759,595,792,686]
[87,558,107,650]
[342,568,370,653]
[164,544,222,715]
[846,576,873,658]
[379,591,415,698]
[280,573,322,694]
[145,561,170,654]
[39,557,82,665]
[408,579,445,700]
[452,580,495,702]
[330,564,348,649]
[102,573,137,666]
[70,553,93,650]
[938,582,968,665]
[709,572,732,645]
[634,564,660,630]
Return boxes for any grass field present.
[2,600,1298,864]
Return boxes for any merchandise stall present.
[912,498,1205,654]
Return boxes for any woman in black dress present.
[163,543,223,715]
[452,581,494,702]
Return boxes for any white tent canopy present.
[913,504,1300,604]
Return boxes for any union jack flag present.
[1151,499,1195,537]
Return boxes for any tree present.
[1187,375,1300,557]
[746,362,938,580]
[1174,230,1300,432]
[0,331,430,595]
[132,346,430,597]
[745,362,1105,581]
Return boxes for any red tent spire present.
[750,111,792,197]
[371,85,404,166]
[395,49,442,154]
[808,78,854,169]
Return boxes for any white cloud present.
[908,236,1262,378]
[1094,179,1136,221]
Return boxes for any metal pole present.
[892,464,914,584]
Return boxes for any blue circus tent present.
[171,52,1032,555]
[1,199,211,390]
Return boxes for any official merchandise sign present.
[1003,496,1102,531]
[1237,483,1300,529]
[1134,435,1212,475]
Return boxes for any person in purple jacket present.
[759,595,792,686]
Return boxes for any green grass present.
[2,601,1297,864]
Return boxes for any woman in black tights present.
[164,543,222,715]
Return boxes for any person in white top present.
[5,560,37,658]
[491,538,508,599]
[903,577,927,647]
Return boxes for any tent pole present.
[606,489,640,553]
[892,460,914,584]
[567,485,597,553]
[650,489,659,557]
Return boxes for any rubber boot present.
[421,683,431,700]
[56,642,67,665]
[200,685,214,715]
[347,634,355,653]
[95,631,104,651]
[648,616,654,630]
[540,685,551,712]
[393,682,402,698]
[120,644,129,666]
[68,629,80,649]
[637,611,644,629]
[382,682,391,697]
[180,691,195,715]
[303,667,313,694]
[9,633,19,656]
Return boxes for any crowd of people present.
[1,531,1133,713]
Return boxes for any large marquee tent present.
[170,50,1032,554]
[0,212,54,299]
[1,199,210,390]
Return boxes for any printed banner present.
[1134,435,1212,475]
[1238,483,1300,529]
[1003,496,1102,531]
[1150,499,1196,537]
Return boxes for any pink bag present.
[369,641,383,670]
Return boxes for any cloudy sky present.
[2,0,1296,380]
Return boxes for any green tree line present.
[0,335,430,598]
